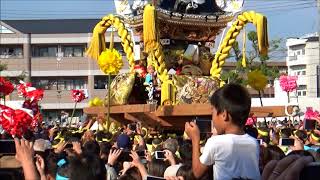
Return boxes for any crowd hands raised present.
[4,84,320,180]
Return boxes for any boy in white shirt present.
[185,84,260,180]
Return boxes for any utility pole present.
[317,0,320,97]
[26,33,32,83]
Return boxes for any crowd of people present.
[1,83,320,180]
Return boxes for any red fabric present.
[17,82,32,97]
[0,105,33,137]
[134,65,147,78]
[17,81,44,102]
[26,89,44,102]
[71,89,85,103]
[0,77,14,96]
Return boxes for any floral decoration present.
[71,89,86,103]
[0,104,33,137]
[0,77,14,96]
[98,48,123,75]
[247,69,268,91]
[279,75,298,92]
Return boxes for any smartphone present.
[279,138,295,146]
[0,140,16,154]
[300,162,320,180]
[119,150,132,162]
[257,139,263,145]
[304,119,316,130]
[194,117,212,134]
[146,175,166,180]
[155,151,165,160]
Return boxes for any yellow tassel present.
[161,80,176,105]
[110,26,114,49]
[256,13,269,56]
[86,23,107,61]
[143,4,157,53]
[242,27,246,67]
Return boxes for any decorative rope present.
[86,14,135,72]
[210,11,269,79]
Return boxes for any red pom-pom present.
[0,77,14,96]
[71,89,86,103]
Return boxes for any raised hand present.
[164,149,176,165]
[108,148,122,166]
[184,121,200,142]
[72,141,82,155]
[14,138,34,164]
[14,138,39,180]
[35,154,45,177]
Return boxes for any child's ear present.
[222,110,229,122]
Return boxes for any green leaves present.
[221,30,282,86]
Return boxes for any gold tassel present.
[256,13,269,56]
[242,27,246,67]
[110,26,114,49]
[143,4,157,53]
[86,23,107,61]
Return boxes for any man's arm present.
[185,122,209,178]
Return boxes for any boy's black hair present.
[210,83,251,127]
[244,126,258,139]
[280,128,292,138]
[82,140,100,156]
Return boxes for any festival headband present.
[311,133,320,142]
[293,130,300,140]
[52,138,65,149]
[142,127,148,138]
[258,129,269,137]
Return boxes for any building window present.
[32,45,58,57]
[94,75,114,89]
[296,51,300,55]
[0,45,23,58]
[62,45,85,57]
[302,49,305,55]
[296,85,307,97]
[33,77,87,90]
[301,71,306,75]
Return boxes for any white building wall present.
[285,34,320,112]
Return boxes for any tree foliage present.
[221,31,282,86]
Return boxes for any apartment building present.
[286,32,320,110]
[0,19,130,121]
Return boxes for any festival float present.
[84,0,293,130]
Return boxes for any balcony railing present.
[288,55,297,61]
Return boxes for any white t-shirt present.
[200,134,261,180]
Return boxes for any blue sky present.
[0,0,318,39]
